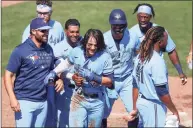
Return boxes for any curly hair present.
[139,26,165,62]
[36,0,52,7]
[133,3,155,17]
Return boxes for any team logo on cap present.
[27,52,39,64]
[115,13,121,20]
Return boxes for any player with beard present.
[4,18,59,127]
[130,3,187,85]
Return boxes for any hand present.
[44,71,56,85]
[186,53,192,63]
[10,97,20,112]
[179,73,187,85]
[78,67,94,82]
[123,109,138,121]
[173,112,180,123]
[55,79,64,92]
[72,73,84,87]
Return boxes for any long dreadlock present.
[36,0,52,7]
[139,26,165,62]
[133,3,155,17]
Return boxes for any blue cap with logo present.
[109,9,127,25]
[30,17,51,30]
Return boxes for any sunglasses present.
[37,29,49,33]
[37,11,50,16]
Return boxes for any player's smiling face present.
[86,36,97,57]
[137,13,152,28]
[37,10,51,23]
[65,25,80,45]
[33,29,49,43]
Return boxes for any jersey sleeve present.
[103,53,114,75]
[22,24,30,43]
[6,47,22,73]
[67,48,76,65]
[57,22,65,41]
[165,30,176,53]
[151,59,168,86]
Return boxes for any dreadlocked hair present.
[133,3,155,17]
[36,0,52,7]
[139,26,165,62]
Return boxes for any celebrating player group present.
[4,0,188,127]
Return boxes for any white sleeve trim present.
[53,58,72,74]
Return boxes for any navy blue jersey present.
[6,38,55,102]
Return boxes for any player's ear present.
[31,29,36,35]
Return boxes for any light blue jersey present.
[67,46,113,127]
[133,51,169,101]
[103,29,140,119]
[104,29,140,78]
[22,20,65,47]
[133,51,168,127]
[130,23,176,53]
[68,46,113,93]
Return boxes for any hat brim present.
[37,26,52,30]
[110,20,127,25]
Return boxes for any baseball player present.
[22,0,65,47]
[4,18,55,127]
[55,19,82,127]
[130,3,187,85]
[128,26,180,127]
[44,29,114,127]
[102,9,141,127]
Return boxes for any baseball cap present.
[30,17,51,30]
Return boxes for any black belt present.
[83,93,99,98]
[68,84,75,88]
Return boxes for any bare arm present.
[101,76,113,88]
[133,87,139,110]
[168,49,187,85]
[4,70,20,112]
[159,94,180,122]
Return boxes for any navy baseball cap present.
[109,9,127,25]
[30,18,51,30]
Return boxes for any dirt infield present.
[1,1,25,7]
[2,76,192,127]
[1,1,192,127]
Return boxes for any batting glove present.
[78,67,102,84]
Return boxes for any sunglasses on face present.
[37,29,49,33]
[37,11,50,16]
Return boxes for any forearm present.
[53,58,72,74]
[133,88,138,110]
[168,49,183,74]
[101,76,113,88]
[4,71,17,100]
[159,94,178,114]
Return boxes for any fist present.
[72,73,84,87]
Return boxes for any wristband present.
[174,64,183,75]
[93,74,102,84]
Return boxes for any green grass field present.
[2,1,192,76]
